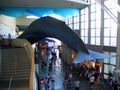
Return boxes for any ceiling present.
[0,0,89,8]
[0,0,89,18]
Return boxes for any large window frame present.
[90,0,101,45]
[103,0,118,47]
[80,7,89,44]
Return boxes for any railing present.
[23,39,34,90]
[1,39,34,90]
[8,76,12,90]
[11,39,17,90]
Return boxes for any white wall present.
[16,16,36,26]
[0,14,16,36]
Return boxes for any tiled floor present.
[39,55,103,90]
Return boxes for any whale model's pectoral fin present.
[89,50,119,60]
[73,51,93,64]
[73,50,119,64]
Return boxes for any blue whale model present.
[18,16,118,63]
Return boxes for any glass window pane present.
[96,20,101,28]
[91,4,96,12]
[84,37,88,44]
[91,13,95,20]
[74,23,79,30]
[104,19,110,27]
[104,12,110,19]
[91,21,95,28]
[85,7,88,14]
[110,57,116,65]
[104,74,108,79]
[81,10,85,14]
[85,14,88,21]
[111,19,117,28]
[74,24,76,30]
[111,9,117,17]
[74,16,79,23]
[104,28,110,36]
[104,37,110,46]
[96,37,100,45]
[91,37,95,44]
[104,58,109,63]
[81,30,85,36]
[76,23,79,29]
[96,29,100,36]
[84,29,88,36]
[110,65,115,73]
[69,18,72,23]
[85,21,88,28]
[81,16,84,21]
[110,29,117,37]
[81,23,85,29]
[77,16,79,22]
[104,64,109,74]
[91,0,96,4]
[110,38,116,46]
[91,30,95,36]
[96,4,101,12]
[96,12,101,20]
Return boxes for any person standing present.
[89,75,95,88]
[51,74,55,89]
[8,33,11,46]
[114,81,119,90]
[0,34,3,46]
[44,77,48,90]
[103,79,108,90]
[74,79,80,90]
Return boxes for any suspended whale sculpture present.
[18,16,118,63]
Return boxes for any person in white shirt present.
[89,75,95,88]
[74,79,80,90]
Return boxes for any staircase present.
[0,46,31,89]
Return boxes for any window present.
[103,0,118,47]
[103,52,116,78]
[80,7,89,44]
[67,16,73,29]
[74,15,79,30]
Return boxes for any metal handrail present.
[8,40,16,90]
[8,76,12,90]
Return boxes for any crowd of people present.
[34,42,120,90]
[63,63,120,90]
[40,73,55,90]
[0,33,12,46]
[34,43,61,90]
